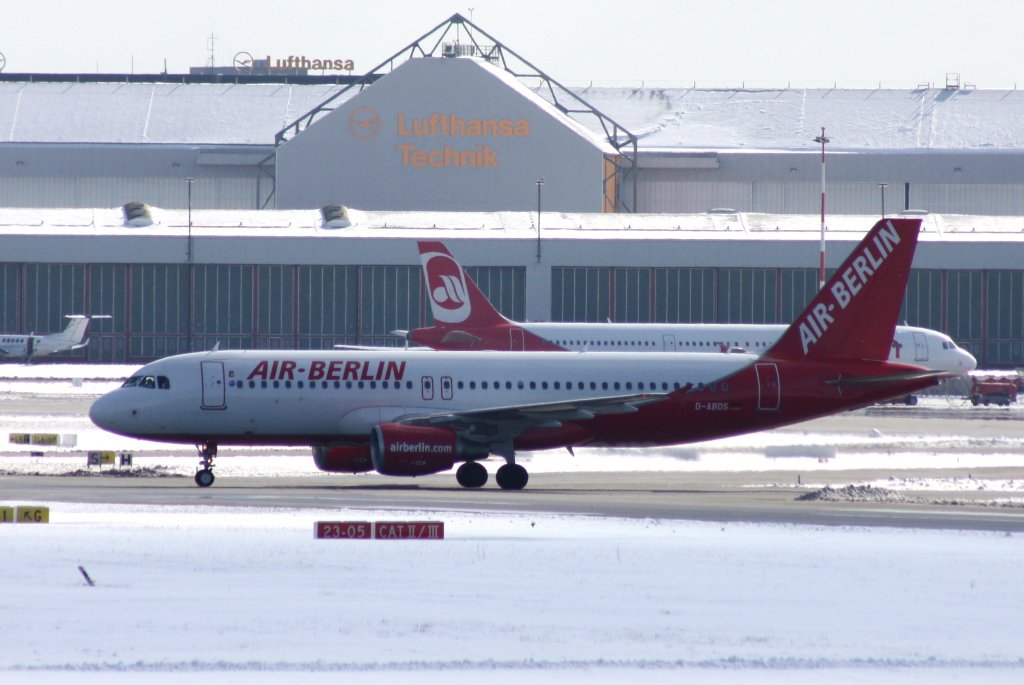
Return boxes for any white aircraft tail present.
[52,315,111,349]
[417,241,511,327]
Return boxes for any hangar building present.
[4,15,1024,216]
[0,206,1020,368]
[0,15,1021,368]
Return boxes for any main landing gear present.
[496,463,528,491]
[455,459,529,490]
[455,461,488,488]
[194,441,217,487]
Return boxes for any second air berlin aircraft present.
[90,219,944,490]
[406,240,975,377]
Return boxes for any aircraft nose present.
[959,348,978,373]
[89,392,124,433]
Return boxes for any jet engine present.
[370,423,488,476]
[312,445,374,473]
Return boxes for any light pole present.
[813,127,829,290]
[535,177,544,263]
[878,182,888,219]
[185,177,195,353]
[185,177,195,264]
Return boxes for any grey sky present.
[1,0,1021,88]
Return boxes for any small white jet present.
[0,315,111,362]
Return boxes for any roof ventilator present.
[320,204,351,229]
[122,201,153,227]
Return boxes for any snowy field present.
[3,505,1024,685]
[2,364,1024,683]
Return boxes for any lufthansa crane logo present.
[233,52,254,74]
[348,107,381,140]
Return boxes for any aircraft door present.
[912,332,929,362]
[421,376,435,401]
[440,376,454,400]
[662,334,676,351]
[509,329,525,351]
[201,361,226,410]
[755,362,781,411]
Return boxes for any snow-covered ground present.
[2,364,1024,683]
[2,505,1023,685]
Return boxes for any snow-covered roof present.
[581,87,1024,152]
[4,73,1024,152]
[0,206,1021,242]
[0,82,345,145]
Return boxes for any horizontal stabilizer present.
[825,369,948,387]
[440,330,483,345]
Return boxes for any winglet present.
[418,241,510,327]
[764,218,922,362]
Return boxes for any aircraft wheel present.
[195,469,215,488]
[496,463,528,491]
[456,461,488,488]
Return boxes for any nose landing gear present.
[194,441,217,487]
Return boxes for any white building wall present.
[636,179,1024,216]
[911,184,1024,215]
[0,176,259,209]
[276,58,611,212]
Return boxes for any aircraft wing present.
[400,392,671,447]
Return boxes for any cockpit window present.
[121,374,171,389]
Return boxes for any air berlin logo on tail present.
[799,220,901,355]
[422,251,471,324]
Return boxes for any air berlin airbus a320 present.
[90,219,944,489]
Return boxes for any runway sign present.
[15,506,49,523]
[316,521,444,540]
[0,506,14,523]
[9,433,78,447]
[375,521,444,539]
[87,451,116,466]
[29,434,60,446]
[316,521,372,539]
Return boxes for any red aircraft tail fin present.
[764,218,922,362]
[418,241,511,328]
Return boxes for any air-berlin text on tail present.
[799,221,901,355]
[246,359,406,382]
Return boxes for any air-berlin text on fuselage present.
[396,113,530,169]
[799,221,901,355]
[246,359,406,382]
